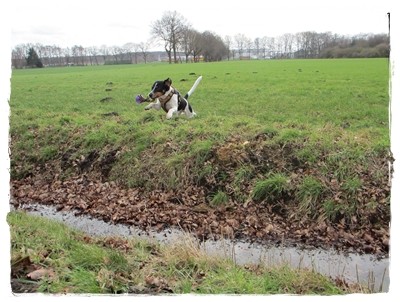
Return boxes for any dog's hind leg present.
[184,104,196,118]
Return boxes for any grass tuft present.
[296,176,326,219]
[210,191,229,207]
[251,173,289,203]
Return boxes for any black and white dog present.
[145,76,202,119]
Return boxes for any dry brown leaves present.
[11,169,389,257]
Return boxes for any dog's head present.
[148,78,172,100]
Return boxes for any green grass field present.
[10,58,389,165]
[9,58,391,228]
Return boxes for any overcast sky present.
[8,0,393,50]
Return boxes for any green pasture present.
[9,58,390,191]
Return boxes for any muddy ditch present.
[10,202,389,293]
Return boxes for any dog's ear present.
[164,78,172,87]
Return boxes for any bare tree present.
[132,43,140,64]
[187,31,204,62]
[11,44,28,68]
[98,45,109,64]
[52,45,64,66]
[281,33,294,58]
[138,41,151,63]
[259,36,267,59]
[234,33,248,58]
[110,46,122,63]
[201,31,228,62]
[295,32,316,58]
[181,26,196,62]
[266,37,275,58]
[122,43,135,63]
[151,11,189,63]
[224,35,232,60]
[87,46,99,65]
[244,36,252,58]
[253,37,260,58]
[64,47,72,65]
[71,45,85,65]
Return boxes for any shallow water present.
[12,202,390,292]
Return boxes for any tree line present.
[11,10,389,68]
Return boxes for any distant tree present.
[122,43,135,64]
[234,33,247,57]
[26,47,43,68]
[244,36,252,58]
[12,44,28,68]
[191,30,204,62]
[181,26,196,62]
[151,11,189,63]
[71,45,86,65]
[133,43,140,64]
[259,36,268,59]
[138,41,151,63]
[201,31,228,61]
[281,33,294,57]
[87,46,99,65]
[234,33,251,58]
[224,35,232,60]
[253,37,260,58]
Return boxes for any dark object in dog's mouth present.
[136,94,150,104]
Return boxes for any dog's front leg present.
[166,107,178,119]
[145,100,161,111]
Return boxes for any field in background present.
[10,58,390,173]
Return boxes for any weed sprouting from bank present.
[210,191,229,207]
[296,176,326,219]
[251,173,289,203]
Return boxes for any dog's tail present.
[184,76,202,99]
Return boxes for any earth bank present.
[10,133,392,257]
